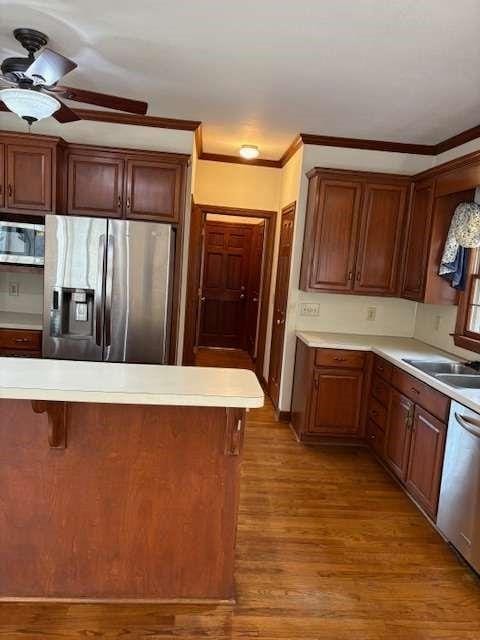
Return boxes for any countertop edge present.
[295,331,480,415]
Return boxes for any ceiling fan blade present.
[52,98,81,123]
[52,85,148,115]
[0,74,16,86]
[25,48,77,86]
[0,101,11,112]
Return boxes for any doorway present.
[269,202,296,410]
[183,204,276,379]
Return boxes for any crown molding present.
[435,124,480,155]
[74,109,201,131]
[299,133,437,156]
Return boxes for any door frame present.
[183,203,276,379]
[268,202,296,410]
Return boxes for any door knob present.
[200,296,206,301]
[240,294,245,299]
[253,297,258,303]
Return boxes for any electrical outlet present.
[300,302,320,317]
[366,306,377,321]
[8,282,19,297]
[434,315,441,331]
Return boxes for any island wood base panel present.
[0,400,245,602]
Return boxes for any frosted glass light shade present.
[0,88,60,123]
[239,145,260,160]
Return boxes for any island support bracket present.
[225,408,245,456]
[31,400,68,449]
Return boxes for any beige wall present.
[194,160,281,211]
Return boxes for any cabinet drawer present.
[0,348,41,358]
[371,374,390,407]
[391,367,449,422]
[373,355,393,382]
[0,329,42,351]
[368,396,387,431]
[315,349,365,369]
[367,419,385,458]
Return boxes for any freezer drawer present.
[437,401,480,573]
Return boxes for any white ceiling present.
[1,0,480,159]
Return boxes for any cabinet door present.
[305,179,362,291]
[405,406,446,518]
[401,180,434,300]
[6,144,52,212]
[385,388,413,480]
[308,368,363,436]
[67,154,124,218]
[354,182,407,295]
[0,143,4,209]
[125,159,183,222]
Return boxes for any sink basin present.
[402,359,478,375]
[435,374,480,389]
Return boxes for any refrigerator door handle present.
[105,235,114,347]
[95,234,106,346]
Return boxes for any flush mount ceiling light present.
[0,88,60,125]
[239,145,260,160]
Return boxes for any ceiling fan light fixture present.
[239,145,260,160]
[0,87,60,124]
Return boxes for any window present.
[454,249,480,352]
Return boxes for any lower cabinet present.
[291,339,366,442]
[0,329,42,358]
[309,368,363,436]
[405,406,447,517]
[292,346,450,519]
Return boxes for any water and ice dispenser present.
[49,288,96,338]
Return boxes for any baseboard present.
[277,410,291,423]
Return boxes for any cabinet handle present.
[348,271,353,281]
[333,357,347,362]
[126,197,131,208]
[356,272,361,281]
[8,184,12,197]
[410,387,420,395]
[117,195,121,208]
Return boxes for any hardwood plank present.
[0,398,479,638]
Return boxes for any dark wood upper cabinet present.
[354,182,407,295]
[401,179,434,300]
[385,388,413,480]
[405,406,446,518]
[300,175,362,291]
[300,169,408,296]
[125,158,184,222]
[67,153,124,218]
[0,143,4,209]
[5,144,53,212]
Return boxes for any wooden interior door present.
[385,389,414,480]
[354,182,407,295]
[198,222,252,349]
[405,406,446,517]
[269,204,295,410]
[67,153,124,218]
[245,223,265,358]
[6,144,52,212]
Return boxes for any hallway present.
[194,347,254,370]
[3,400,479,639]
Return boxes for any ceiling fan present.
[0,28,148,125]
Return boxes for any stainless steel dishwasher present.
[437,401,480,573]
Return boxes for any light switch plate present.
[366,306,377,321]
[300,302,320,317]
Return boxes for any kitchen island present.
[0,358,263,603]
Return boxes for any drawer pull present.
[410,387,420,394]
[333,357,347,362]
[14,338,30,344]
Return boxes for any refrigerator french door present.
[43,215,174,363]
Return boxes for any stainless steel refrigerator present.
[43,215,175,363]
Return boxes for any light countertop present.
[0,358,264,408]
[0,311,43,331]
[296,331,480,415]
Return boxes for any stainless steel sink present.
[402,359,478,375]
[435,374,480,389]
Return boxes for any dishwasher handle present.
[455,412,480,438]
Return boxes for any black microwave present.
[0,221,45,266]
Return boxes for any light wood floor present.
[1,399,479,639]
